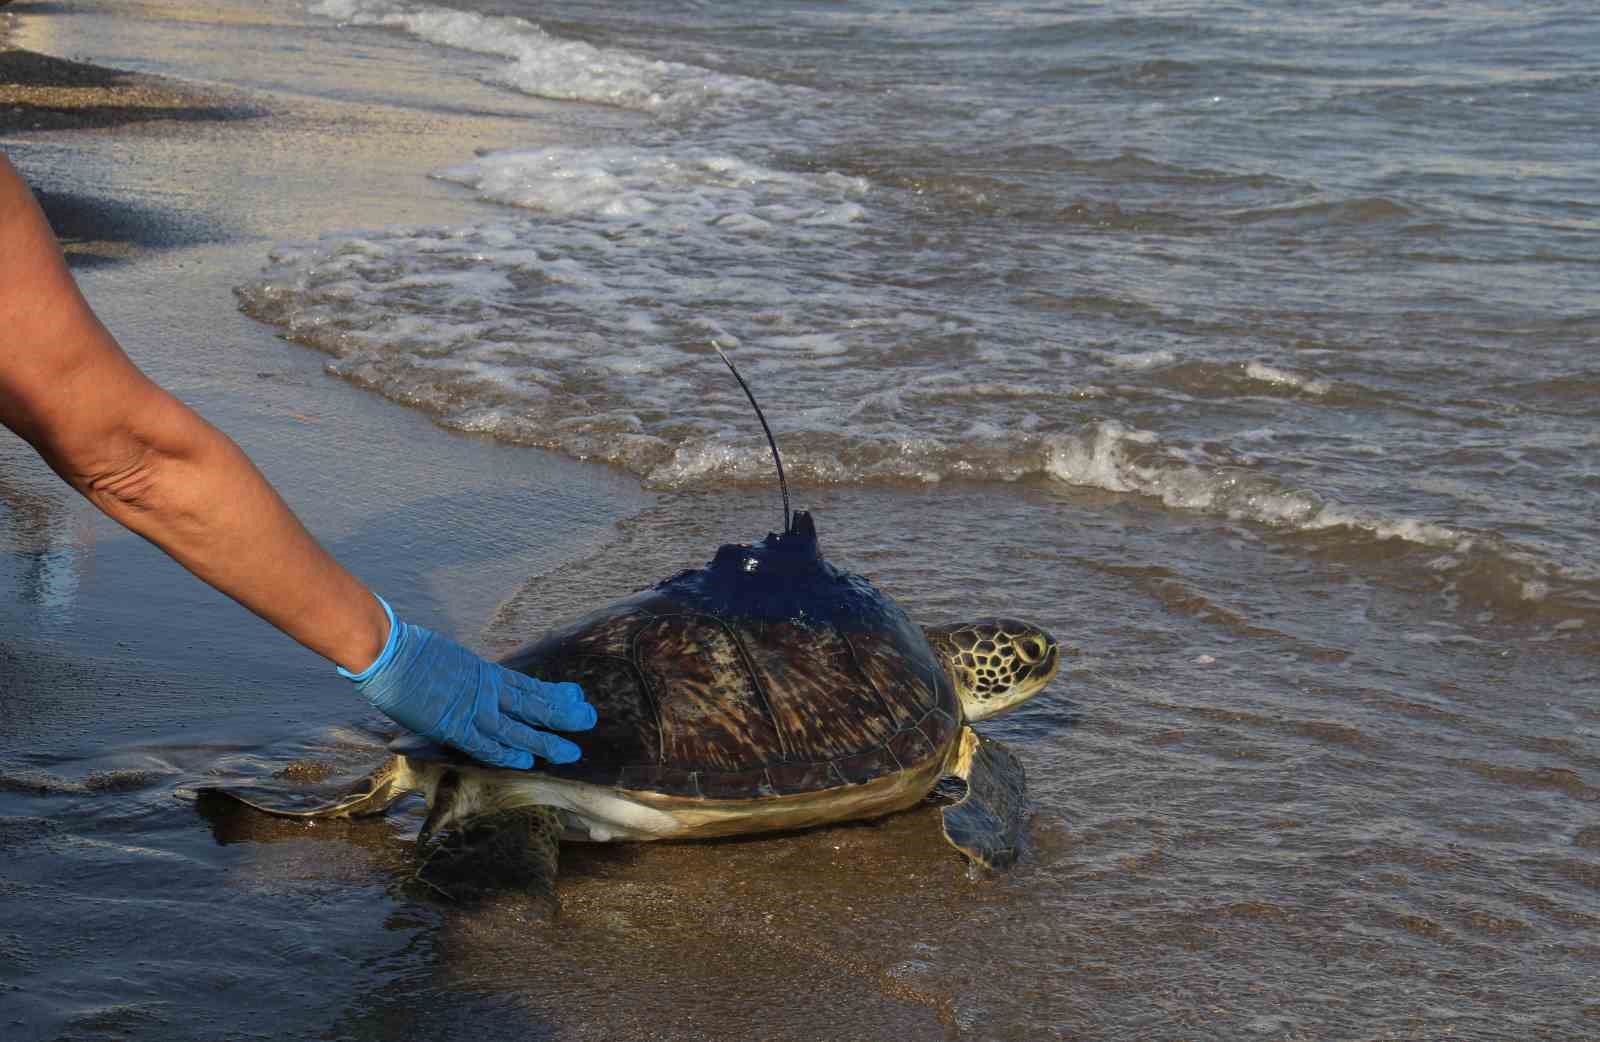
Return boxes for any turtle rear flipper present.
[412,771,562,918]
[938,727,1030,871]
[199,757,406,820]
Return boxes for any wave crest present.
[311,0,778,114]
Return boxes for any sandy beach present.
[2,14,259,262]
[0,45,246,134]
[1,11,651,1035]
[2,0,244,122]
[0,0,654,735]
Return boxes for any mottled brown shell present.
[500,590,961,799]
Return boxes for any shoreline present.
[2,5,264,263]
[0,0,652,723]
[1,11,260,135]
[1,1,591,263]
[0,46,260,133]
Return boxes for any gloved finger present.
[452,733,535,771]
[543,680,587,708]
[501,676,597,732]
[494,716,584,765]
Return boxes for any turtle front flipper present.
[411,770,563,917]
[198,756,407,820]
[938,727,1030,871]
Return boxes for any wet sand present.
[0,6,647,715]
[0,13,648,1040]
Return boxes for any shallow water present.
[235,0,1600,629]
[4,1,1599,1040]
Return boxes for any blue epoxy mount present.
[653,511,910,631]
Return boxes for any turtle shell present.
[500,511,961,799]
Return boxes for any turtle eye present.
[1015,635,1048,664]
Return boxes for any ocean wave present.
[1102,349,1178,370]
[309,0,778,114]
[1493,372,1600,415]
[237,220,1595,622]
[1098,356,1339,399]
[1041,419,1461,544]
[434,146,868,223]
[234,209,1086,486]
[1242,362,1331,396]
[1224,196,1414,227]
[1038,421,1599,619]
[997,146,1293,191]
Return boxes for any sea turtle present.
[206,513,1059,902]
[203,354,1061,903]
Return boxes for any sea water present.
[4,1,1599,1039]
[238,0,1600,617]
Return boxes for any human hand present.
[339,597,596,768]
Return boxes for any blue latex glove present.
[339,596,595,769]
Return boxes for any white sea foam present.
[309,0,776,114]
[435,147,870,236]
[259,5,1589,618]
[240,219,1580,608]
[1104,349,1178,370]
[1039,420,1487,554]
[244,219,1107,492]
[1040,420,1157,495]
[1244,361,1331,396]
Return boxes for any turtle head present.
[923,618,1060,722]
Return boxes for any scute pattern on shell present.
[741,620,892,760]
[635,613,784,773]
[501,591,960,799]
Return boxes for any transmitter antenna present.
[711,342,791,535]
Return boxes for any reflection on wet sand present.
[0,468,87,619]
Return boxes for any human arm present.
[0,155,591,765]
[0,153,391,671]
